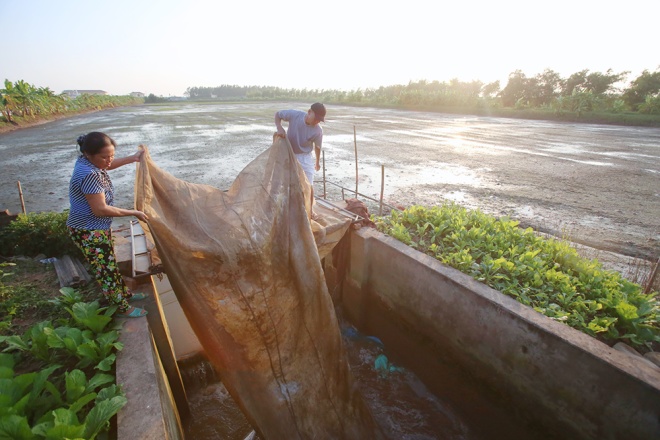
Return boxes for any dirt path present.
[1,103,658,279]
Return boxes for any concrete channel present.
[115,226,660,440]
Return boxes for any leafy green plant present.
[0,352,125,439]
[0,211,81,258]
[375,204,660,350]
[0,289,126,439]
[65,301,116,335]
[50,286,85,308]
[1,300,120,371]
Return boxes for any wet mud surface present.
[1,102,658,269]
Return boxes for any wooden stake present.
[354,125,358,197]
[17,181,26,214]
[322,150,326,199]
[379,165,385,216]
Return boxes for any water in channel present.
[181,311,554,440]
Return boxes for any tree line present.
[185,68,660,116]
[0,79,142,123]
[4,68,659,127]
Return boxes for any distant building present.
[61,90,108,98]
[130,92,145,97]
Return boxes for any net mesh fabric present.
[134,136,380,439]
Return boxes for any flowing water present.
[181,322,474,439]
[181,310,556,440]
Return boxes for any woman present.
[67,131,149,318]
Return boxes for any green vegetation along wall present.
[374,204,660,351]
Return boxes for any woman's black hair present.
[77,132,116,155]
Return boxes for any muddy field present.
[1,102,658,275]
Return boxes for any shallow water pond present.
[1,101,658,259]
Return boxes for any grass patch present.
[0,258,98,336]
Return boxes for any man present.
[274,102,326,219]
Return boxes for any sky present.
[2,0,659,97]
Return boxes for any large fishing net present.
[134,136,381,439]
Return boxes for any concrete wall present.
[152,274,203,359]
[325,228,660,440]
[116,300,184,440]
[117,226,660,439]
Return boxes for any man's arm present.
[274,111,286,138]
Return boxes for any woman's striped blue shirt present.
[66,156,114,230]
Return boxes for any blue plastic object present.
[374,354,404,378]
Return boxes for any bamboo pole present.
[17,181,26,214]
[379,165,385,216]
[322,150,327,199]
[353,125,358,197]
[322,180,399,211]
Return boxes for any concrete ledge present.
[327,228,660,440]
[116,296,184,440]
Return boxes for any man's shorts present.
[295,153,315,185]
